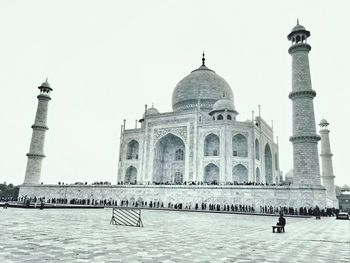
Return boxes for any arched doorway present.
[264,144,272,184]
[232,164,248,184]
[232,134,248,157]
[153,133,185,184]
[204,133,220,156]
[125,166,137,184]
[126,140,139,160]
[204,163,219,184]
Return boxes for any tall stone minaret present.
[23,79,52,184]
[287,21,321,186]
[319,119,338,207]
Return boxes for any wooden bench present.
[272,225,285,233]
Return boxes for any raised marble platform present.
[19,184,328,208]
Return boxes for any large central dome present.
[172,56,234,112]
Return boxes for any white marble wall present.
[118,111,279,185]
[19,185,327,208]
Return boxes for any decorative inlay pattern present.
[153,126,187,143]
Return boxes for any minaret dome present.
[287,20,310,45]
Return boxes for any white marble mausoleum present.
[117,54,280,186]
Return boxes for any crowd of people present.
[17,195,339,216]
[118,181,291,187]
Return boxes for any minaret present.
[23,79,52,184]
[287,21,321,186]
[319,119,338,207]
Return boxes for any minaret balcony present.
[320,153,333,157]
[26,153,46,158]
[31,125,49,130]
[37,93,51,100]
[289,135,321,143]
[289,90,316,100]
[288,43,311,54]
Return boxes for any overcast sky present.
[0,0,349,186]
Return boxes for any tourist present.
[276,213,286,232]
[315,206,321,219]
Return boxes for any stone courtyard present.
[0,209,349,262]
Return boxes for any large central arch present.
[153,133,185,184]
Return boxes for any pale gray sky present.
[0,0,349,186]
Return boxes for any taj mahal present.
[117,53,279,186]
[19,22,339,209]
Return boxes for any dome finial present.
[297,18,299,25]
[152,102,154,108]
[202,51,205,66]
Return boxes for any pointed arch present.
[255,139,260,160]
[217,114,224,120]
[125,166,137,184]
[204,133,220,156]
[153,133,185,184]
[264,144,273,184]
[232,134,248,157]
[232,164,248,184]
[126,140,139,160]
[204,163,219,184]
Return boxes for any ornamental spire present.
[202,51,205,66]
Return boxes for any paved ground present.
[0,208,349,262]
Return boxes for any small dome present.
[146,107,159,115]
[40,78,51,88]
[212,98,235,112]
[319,119,328,125]
[291,24,305,32]
[38,78,52,92]
[287,21,310,41]
[319,119,329,127]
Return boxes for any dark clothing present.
[277,217,286,226]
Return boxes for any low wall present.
[19,184,327,208]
